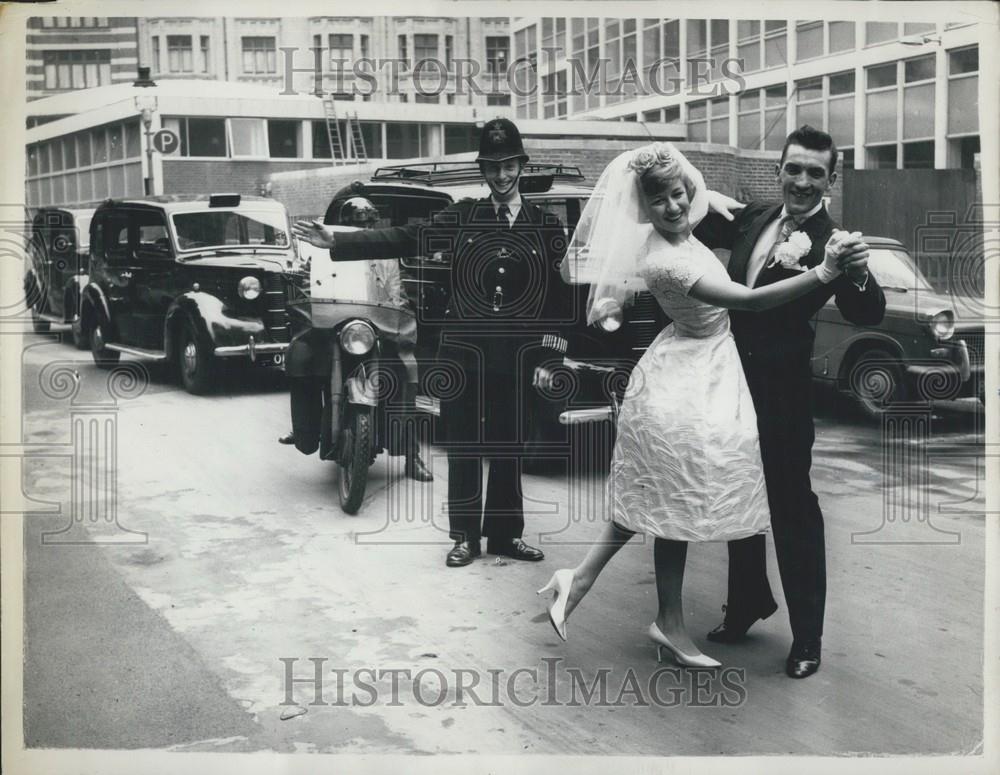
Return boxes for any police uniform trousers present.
[439,335,538,544]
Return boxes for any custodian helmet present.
[475,117,529,164]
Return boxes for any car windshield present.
[867,247,934,291]
[172,208,289,251]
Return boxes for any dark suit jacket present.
[696,203,886,374]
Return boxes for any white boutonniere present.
[769,230,812,271]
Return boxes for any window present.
[487,94,511,106]
[795,21,823,62]
[329,33,352,66]
[486,36,509,73]
[709,19,729,80]
[947,45,978,146]
[199,36,211,74]
[828,21,855,53]
[445,124,478,154]
[152,36,160,72]
[42,50,111,90]
[865,22,898,46]
[136,210,171,257]
[902,140,934,169]
[167,35,193,73]
[543,70,567,118]
[163,117,228,157]
[541,18,566,60]
[268,119,299,158]
[386,123,421,158]
[687,99,707,142]
[414,34,437,63]
[569,18,600,113]
[867,144,897,169]
[414,94,439,104]
[763,84,787,150]
[242,36,276,74]
[513,25,538,117]
[763,21,787,68]
[710,96,729,144]
[360,35,370,60]
[445,35,454,69]
[229,118,268,157]
[737,84,787,151]
[398,35,408,67]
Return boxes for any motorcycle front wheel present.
[338,408,373,514]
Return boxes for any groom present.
[696,125,886,678]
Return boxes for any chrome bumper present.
[559,406,615,425]
[906,340,972,382]
[214,336,288,361]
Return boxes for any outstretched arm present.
[292,220,422,261]
[689,235,869,312]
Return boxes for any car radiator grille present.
[961,331,984,368]
[264,274,289,343]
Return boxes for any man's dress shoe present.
[486,538,544,562]
[786,639,822,679]
[706,600,779,643]
[405,452,434,481]
[278,432,295,445]
[446,540,481,567]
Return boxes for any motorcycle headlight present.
[930,311,955,341]
[592,297,623,333]
[340,320,376,355]
[238,276,262,301]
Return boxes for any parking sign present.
[152,128,180,154]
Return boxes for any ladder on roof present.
[348,111,367,163]
[322,95,347,165]
[322,97,367,165]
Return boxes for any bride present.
[538,143,867,667]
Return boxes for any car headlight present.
[238,276,262,301]
[340,320,376,355]
[930,311,955,341]
[592,297,623,333]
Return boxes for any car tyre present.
[849,347,909,419]
[178,320,217,395]
[290,376,323,454]
[69,318,88,349]
[90,321,120,369]
[338,408,372,515]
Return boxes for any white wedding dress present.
[609,233,771,541]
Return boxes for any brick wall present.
[265,140,845,223]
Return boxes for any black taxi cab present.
[24,206,95,348]
[79,194,305,394]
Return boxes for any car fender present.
[61,274,88,322]
[80,283,112,333]
[286,327,335,378]
[833,333,906,386]
[165,292,273,356]
[164,294,216,357]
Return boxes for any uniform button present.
[498,267,505,274]
[495,285,502,291]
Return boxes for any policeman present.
[293,117,575,568]
[280,195,433,482]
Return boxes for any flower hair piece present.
[627,143,676,176]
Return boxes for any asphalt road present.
[15,332,987,756]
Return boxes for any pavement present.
[12,335,988,756]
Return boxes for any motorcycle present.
[286,235,419,514]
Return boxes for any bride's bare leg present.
[563,520,635,618]
[653,538,701,655]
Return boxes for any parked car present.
[79,194,306,394]
[24,206,95,348]
[810,236,984,417]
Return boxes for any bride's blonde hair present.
[628,143,696,199]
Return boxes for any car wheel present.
[338,409,372,515]
[849,347,909,419]
[178,321,216,395]
[30,304,50,334]
[90,321,120,369]
[69,318,88,350]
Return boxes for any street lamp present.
[133,67,158,195]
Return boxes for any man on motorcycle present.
[280,196,433,483]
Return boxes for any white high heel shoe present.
[647,622,721,668]
[536,569,576,641]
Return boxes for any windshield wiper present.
[177,249,244,261]
[881,286,909,293]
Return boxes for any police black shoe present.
[405,452,433,481]
[706,600,779,643]
[446,540,481,567]
[786,639,822,679]
[487,538,544,562]
[278,431,295,445]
